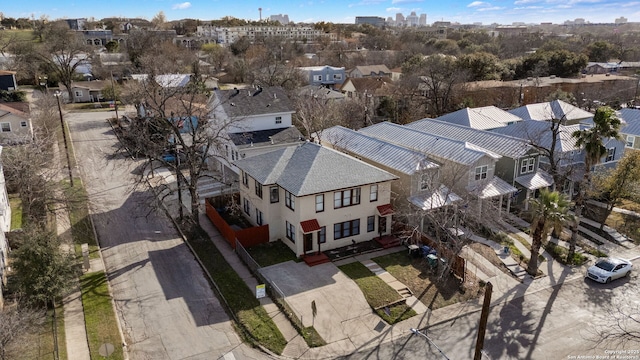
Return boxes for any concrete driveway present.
[260,261,387,348]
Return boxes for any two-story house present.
[509,99,594,125]
[0,103,33,145]
[405,118,550,207]
[208,86,304,182]
[359,122,518,215]
[233,142,398,257]
[616,108,640,151]
[347,65,392,78]
[435,106,522,131]
[296,65,346,89]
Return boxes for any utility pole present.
[55,92,74,187]
[473,281,493,360]
[110,70,119,119]
[410,328,450,360]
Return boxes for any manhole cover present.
[99,343,115,357]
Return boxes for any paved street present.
[342,258,640,360]
[66,111,267,360]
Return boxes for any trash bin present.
[503,246,510,255]
[426,254,438,268]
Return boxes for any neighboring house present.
[0,147,12,308]
[359,122,518,215]
[339,77,394,99]
[130,74,193,89]
[208,86,303,181]
[347,65,392,78]
[0,70,17,91]
[509,99,594,125]
[618,108,640,151]
[297,65,346,89]
[0,103,33,145]
[390,67,402,82]
[435,106,523,131]
[297,85,346,102]
[66,80,109,103]
[584,62,619,75]
[406,118,548,207]
[234,142,398,257]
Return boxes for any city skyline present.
[2,0,637,26]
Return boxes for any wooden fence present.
[205,200,269,248]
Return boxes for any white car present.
[586,257,633,283]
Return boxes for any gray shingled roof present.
[214,86,294,118]
[435,106,522,130]
[491,121,581,152]
[508,100,593,122]
[618,108,640,136]
[405,118,533,158]
[321,126,439,175]
[360,122,493,165]
[233,142,397,196]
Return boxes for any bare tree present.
[588,297,640,349]
[0,304,45,360]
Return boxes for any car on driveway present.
[586,257,632,283]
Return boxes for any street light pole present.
[55,92,74,187]
[110,70,119,119]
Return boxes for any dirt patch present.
[468,243,523,281]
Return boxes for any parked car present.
[586,257,632,283]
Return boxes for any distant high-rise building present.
[419,14,427,26]
[355,16,386,27]
[406,11,419,27]
[386,17,394,25]
[615,16,628,24]
[270,14,290,25]
[396,13,405,26]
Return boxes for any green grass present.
[80,271,124,360]
[15,304,66,360]
[544,242,589,266]
[338,261,416,324]
[246,240,297,267]
[185,226,287,354]
[62,180,100,259]
[3,29,35,42]
[9,194,23,230]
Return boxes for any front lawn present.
[9,194,22,230]
[246,240,297,267]
[338,262,416,324]
[372,252,482,310]
[63,180,100,259]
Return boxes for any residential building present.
[195,25,335,45]
[234,142,398,257]
[0,70,17,91]
[508,99,594,125]
[435,106,522,131]
[355,17,386,28]
[618,108,640,151]
[296,65,346,89]
[348,65,392,79]
[0,147,12,308]
[339,77,394,99]
[0,103,33,145]
[270,14,290,25]
[66,80,109,103]
[208,86,303,181]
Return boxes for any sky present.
[2,0,639,26]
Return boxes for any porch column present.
[506,195,512,214]
[498,195,503,218]
[524,190,531,211]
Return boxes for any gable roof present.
[350,64,391,76]
[491,120,582,153]
[70,80,110,91]
[229,127,303,147]
[435,106,522,130]
[215,86,294,118]
[359,122,496,165]
[509,100,593,122]
[321,126,439,175]
[341,77,394,94]
[297,85,346,101]
[234,142,397,196]
[405,118,533,158]
[130,73,192,88]
[0,102,29,117]
[618,108,640,136]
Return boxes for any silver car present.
[586,257,633,283]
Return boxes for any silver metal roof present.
[406,118,533,158]
[466,177,518,199]
[321,126,439,175]
[515,170,554,190]
[508,100,593,122]
[359,122,491,166]
[618,108,640,136]
[491,121,582,152]
[409,185,462,210]
[435,106,522,130]
[233,142,398,196]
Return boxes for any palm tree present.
[527,189,574,276]
[569,106,622,261]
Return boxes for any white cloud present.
[514,0,539,4]
[386,7,402,12]
[477,6,504,11]
[468,1,488,7]
[391,0,424,4]
[172,2,191,10]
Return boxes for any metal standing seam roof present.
[408,185,462,210]
[508,100,594,122]
[406,118,532,158]
[515,170,554,190]
[618,108,640,136]
[491,121,582,152]
[233,142,398,197]
[435,106,522,130]
[466,177,518,199]
[321,126,439,175]
[359,122,491,166]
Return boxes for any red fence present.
[205,200,269,248]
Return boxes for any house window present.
[420,173,432,191]
[243,198,250,215]
[333,73,343,80]
[75,90,83,97]
[313,75,322,82]
[520,158,535,174]
[367,216,375,232]
[316,194,324,212]
[334,188,361,209]
[606,147,616,162]
[0,123,10,132]
[286,221,296,243]
[270,186,279,203]
[285,190,295,210]
[370,184,378,202]
[475,165,488,181]
[318,226,326,243]
[626,135,635,148]
[242,171,249,187]
[333,219,360,240]
[275,116,282,124]
[255,179,263,198]
[256,209,263,225]
[20,121,27,127]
